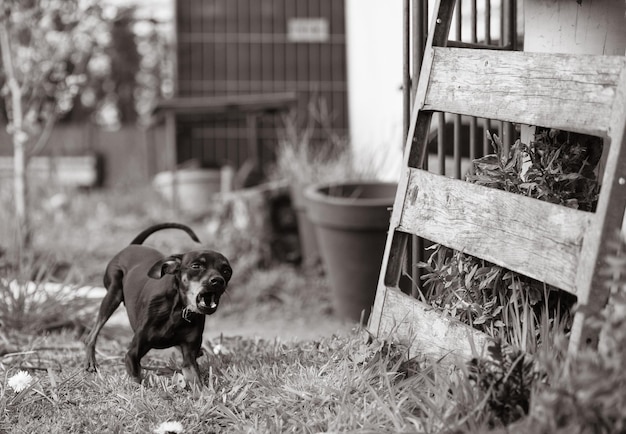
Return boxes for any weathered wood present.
[371,284,490,366]
[424,47,626,137]
[569,68,626,353]
[396,168,592,294]
[370,0,626,364]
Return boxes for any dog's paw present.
[85,361,98,373]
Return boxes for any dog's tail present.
[129,223,201,245]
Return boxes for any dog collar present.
[182,307,195,322]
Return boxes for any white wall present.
[345,0,404,181]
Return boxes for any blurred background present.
[0,0,512,190]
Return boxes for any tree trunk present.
[0,14,31,250]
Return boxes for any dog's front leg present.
[179,343,202,385]
[125,335,150,383]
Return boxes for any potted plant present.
[275,104,397,321]
[274,105,354,269]
[305,180,396,322]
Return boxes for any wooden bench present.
[368,0,626,365]
[0,154,101,188]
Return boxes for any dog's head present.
[147,250,232,315]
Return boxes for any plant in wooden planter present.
[418,128,601,350]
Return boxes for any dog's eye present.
[190,263,204,270]
[221,266,232,277]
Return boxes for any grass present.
[2,167,626,433]
[0,328,476,433]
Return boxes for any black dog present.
[84,223,232,384]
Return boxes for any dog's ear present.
[148,255,182,279]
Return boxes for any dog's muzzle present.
[196,276,225,315]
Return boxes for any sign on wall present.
[287,18,329,42]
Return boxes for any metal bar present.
[484,0,491,45]
[469,0,478,164]
[454,114,462,179]
[500,0,517,154]
[453,0,462,179]
[455,0,462,41]
[437,112,446,176]
[483,0,492,156]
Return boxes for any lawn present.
[1,181,626,433]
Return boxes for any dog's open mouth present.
[197,292,220,314]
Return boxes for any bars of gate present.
[403,0,519,295]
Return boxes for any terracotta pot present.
[305,181,397,322]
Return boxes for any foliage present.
[0,0,108,137]
[0,252,93,334]
[274,100,383,185]
[504,231,626,434]
[468,128,601,211]
[419,128,598,349]
[468,340,539,428]
[0,0,172,130]
[419,244,573,351]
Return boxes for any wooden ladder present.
[368,0,626,364]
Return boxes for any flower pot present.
[305,181,397,322]
[289,183,321,269]
[153,168,222,213]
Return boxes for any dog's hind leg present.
[84,270,124,372]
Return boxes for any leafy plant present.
[468,128,601,211]
[0,253,92,334]
[419,128,598,349]
[503,231,626,434]
[468,340,539,428]
[418,243,573,352]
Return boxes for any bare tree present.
[0,0,108,249]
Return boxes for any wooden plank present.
[423,47,626,137]
[369,285,490,367]
[396,168,592,293]
[570,68,626,352]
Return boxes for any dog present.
[84,223,232,384]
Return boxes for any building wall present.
[175,0,348,171]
